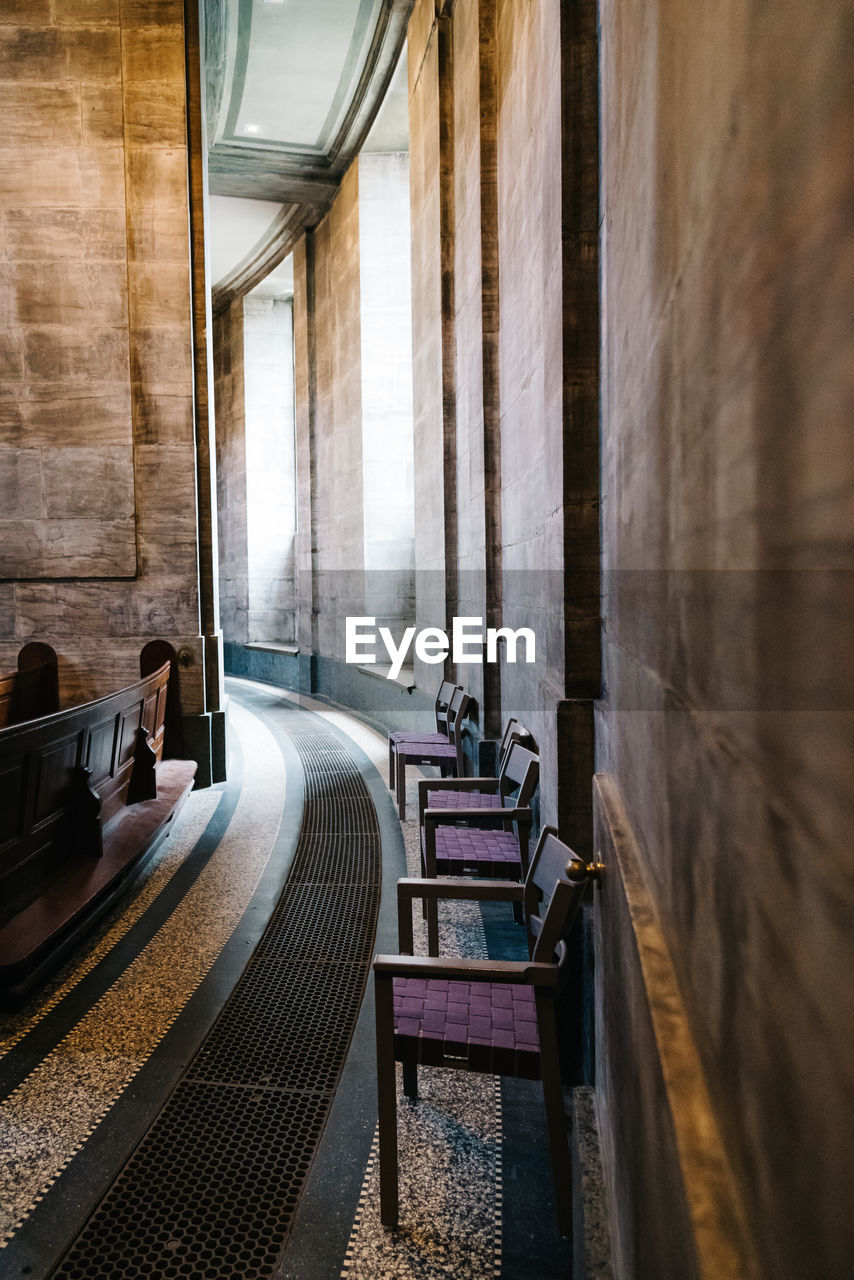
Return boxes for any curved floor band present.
[49,691,382,1280]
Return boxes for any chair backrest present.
[497,718,520,769]
[523,826,589,970]
[498,742,539,808]
[446,686,473,770]
[434,680,461,734]
[497,717,538,770]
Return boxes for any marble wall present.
[0,3,134,581]
[0,0,210,752]
[595,0,853,1275]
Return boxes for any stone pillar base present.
[179,710,228,789]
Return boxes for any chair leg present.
[426,897,439,956]
[375,973,400,1229]
[419,849,429,919]
[397,756,407,820]
[403,1058,418,1099]
[388,739,396,790]
[538,999,573,1240]
[422,831,439,953]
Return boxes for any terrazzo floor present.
[0,679,570,1280]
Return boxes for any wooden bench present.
[0,661,197,1008]
[0,643,59,729]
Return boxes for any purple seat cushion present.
[426,789,503,810]
[393,976,540,1079]
[421,824,523,876]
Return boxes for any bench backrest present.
[0,662,171,918]
[0,649,59,730]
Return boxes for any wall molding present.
[593,772,761,1280]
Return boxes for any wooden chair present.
[387,680,460,789]
[419,742,539,953]
[416,718,537,824]
[392,686,472,820]
[373,827,594,1237]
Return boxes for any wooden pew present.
[0,661,197,1008]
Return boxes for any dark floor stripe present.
[48,702,382,1280]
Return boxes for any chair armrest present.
[418,777,500,796]
[398,876,524,902]
[423,805,532,826]
[396,876,524,952]
[373,953,558,986]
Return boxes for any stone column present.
[359,152,416,633]
[293,234,319,691]
[184,0,226,784]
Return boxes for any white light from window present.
[243,124,260,134]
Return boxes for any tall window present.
[358,150,416,640]
[243,289,298,644]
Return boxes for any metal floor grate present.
[288,830,380,884]
[51,706,382,1280]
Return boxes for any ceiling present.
[207,195,282,284]
[204,0,413,309]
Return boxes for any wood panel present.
[0,661,170,908]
